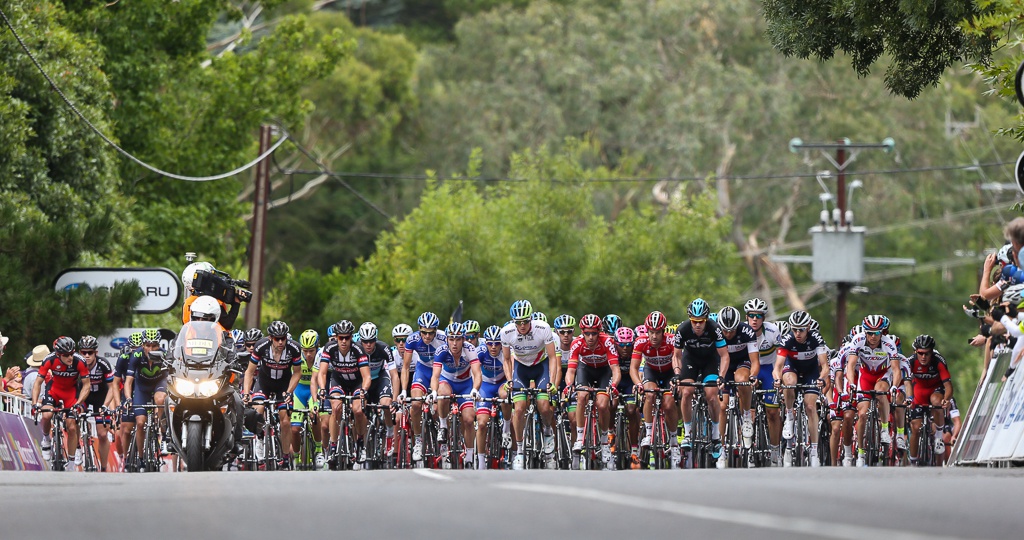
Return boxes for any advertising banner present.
[54,267,181,314]
[0,412,45,470]
[97,328,177,364]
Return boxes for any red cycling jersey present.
[38,353,89,407]
[910,351,951,406]
[568,335,618,369]
[631,337,675,373]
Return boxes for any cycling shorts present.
[328,380,361,398]
[679,351,718,383]
[512,361,550,402]
[439,376,476,411]
[42,387,77,411]
[132,379,167,417]
[477,380,506,416]
[911,382,943,407]
[755,369,778,407]
[411,361,433,394]
[856,369,891,401]
[575,364,611,393]
[252,375,290,410]
[293,384,312,411]
[782,360,820,396]
[367,374,393,404]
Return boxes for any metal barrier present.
[0,391,34,419]
[949,349,1024,466]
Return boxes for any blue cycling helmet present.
[483,325,502,342]
[552,314,577,330]
[602,314,623,334]
[326,324,336,338]
[688,298,710,319]
[417,311,440,329]
[880,315,890,331]
[509,300,533,321]
[532,311,547,323]
[708,313,718,323]
[445,322,465,338]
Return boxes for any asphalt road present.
[0,468,1017,540]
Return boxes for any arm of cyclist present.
[773,352,786,387]
[359,365,371,396]
[747,340,760,378]
[717,345,729,384]
[471,362,482,399]
[123,375,134,407]
[429,361,442,402]
[286,363,302,396]
[629,350,643,387]
[401,348,413,397]
[817,351,829,390]
[845,353,857,393]
[242,361,257,397]
[547,341,560,388]
[605,335,621,388]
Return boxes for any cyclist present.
[318,320,371,466]
[464,320,482,348]
[242,328,263,361]
[501,300,559,470]
[602,314,623,336]
[846,314,902,467]
[80,335,115,471]
[743,298,784,465]
[533,312,548,323]
[431,322,482,466]
[673,298,730,461]
[610,326,640,467]
[401,312,446,462]
[830,327,860,466]
[566,313,619,468]
[552,314,577,451]
[292,329,322,468]
[880,315,911,452]
[390,324,413,395]
[123,329,168,460]
[774,310,828,467]
[475,325,512,469]
[716,306,760,466]
[356,322,399,461]
[631,311,681,466]
[32,336,90,470]
[907,334,953,464]
[113,331,144,467]
[243,320,303,469]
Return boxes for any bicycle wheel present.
[794,411,806,467]
[51,418,66,471]
[726,407,741,469]
[614,410,629,471]
[818,409,832,466]
[124,427,138,473]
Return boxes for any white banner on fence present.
[977,367,1024,461]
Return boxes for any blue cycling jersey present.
[405,330,447,367]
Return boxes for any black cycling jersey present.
[673,320,726,358]
[723,322,758,369]
[355,340,392,380]
[319,341,369,387]
[249,337,302,381]
[85,358,113,408]
[778,330,828,370]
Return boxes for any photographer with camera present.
[181,261,251,330]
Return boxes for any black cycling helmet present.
[53,336,76,354]
[912,334,936,350]
[78,335,99,350]
[244,328,263,344]
[267,320,289,338]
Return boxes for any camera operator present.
[181,262,247,330]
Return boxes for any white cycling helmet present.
[182,261,214,292]
[190,295,221,322]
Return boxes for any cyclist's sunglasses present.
[394,337,407,344]
[486,341,502,347]
[689,318,707,324]
[582,331,600,337]
[746,313,765,319]
[865,330,882,336]
[556,330,574,336]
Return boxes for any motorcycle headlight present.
[198,379,221,397]
[175,378,196,396]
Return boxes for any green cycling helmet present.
[299,329,320,349]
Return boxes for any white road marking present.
[412,469,452,482]
[493,482,975,540]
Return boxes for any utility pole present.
[835,142,849,342]
[246,125,273,328]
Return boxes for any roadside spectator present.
[21,345,48,400]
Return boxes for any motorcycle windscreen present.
[175,321,227,366]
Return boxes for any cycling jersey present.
[320,341,369,390]
[568,335,617,370]
[673,320,727,358]
[845,334,900,377]
[356,340,393,380]
[406,330,447,367]
[250,337,302,381]
[777,330,828,370]
[476,346,506,384]
[723,322,758,374]
[910,350,951,406]
[500,321,555,366]
[631,336,674,373]
[85,358,114,409]
[39,353,89,407]
[125,350,167,386]
[434,345,479,382]
[555,344,572,369]
[292,359,316,411]
[753,321,783,366]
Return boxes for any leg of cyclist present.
[409,360,432,461]
[437,380,453,444]
[876,379,892,445]
[803,387,820,465]
[459,398,476,465]
[755,367,782,464]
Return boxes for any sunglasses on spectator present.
[556,330,574,336]
[336,335,353,341]
[746,313,765,319]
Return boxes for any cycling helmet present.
[849,325,864,337]
[634,325,648,339]
[775,320,790,335]
[445,322,465,338]
[579,314,602,331]
[893,335,902,349]
[483,325,502,342]
[666,324,678,335]
[688,298,710,319]
[143,328,161,344]
[417,312,440,329]
[267,320,289,338]
[614,327,634,345]
[708,313,718,323]
[463,320,481,335]
[334,320,355,336]
[809,319,820,332]
[788,310,812,329]
[244,328,264,343]
[717,306,741,332]
[231,328,245,343]
[743,297,768,314]
[128,331,144,349]
[327,324,337,337]
[181,261,214,291]
[645,311,668,331]
[53,336,76,354]
[862,315,885,332]
[78,335,98,350]
[190,295,221,322]
[509,300,533,321]
[880,315,890,331]
[602,314,623,334]
[358,322,378,342]
[300,329,320,349]
[1004,284,1024,305]
[392,323,413,339]
[998,243,1014,266]
[532,312,547,323]
[552,314,577,330]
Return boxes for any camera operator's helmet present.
[190,296,221,323]
[244,328,263,344]
[181,261,214,292]
[143,329,161,344]
[267,320,289,338]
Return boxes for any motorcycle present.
[164,320,243,471]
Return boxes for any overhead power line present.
[0,4,287,182]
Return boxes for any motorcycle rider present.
[187,296,246,456]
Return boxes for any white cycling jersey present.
[500,320,555,366]
[754,321,783,366]
[846,333,900,376]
